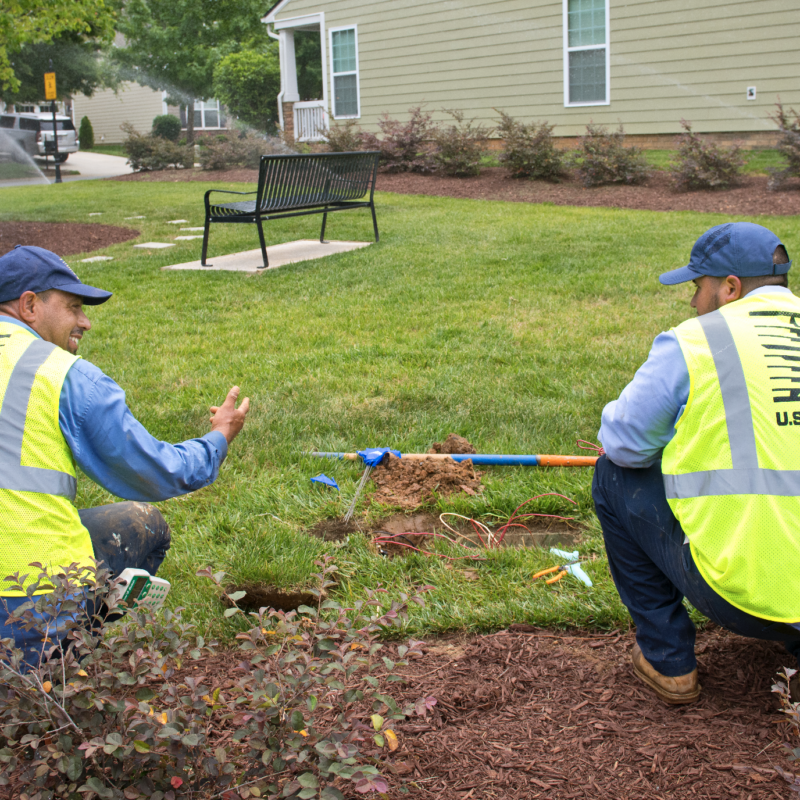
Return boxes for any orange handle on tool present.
[533,565,568,585]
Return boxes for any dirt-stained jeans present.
[78,502,171,578]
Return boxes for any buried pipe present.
[309,452,598,467]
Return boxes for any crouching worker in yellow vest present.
[593,222,800,704]
[0,246,250,667]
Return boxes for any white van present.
[0,113,79,163]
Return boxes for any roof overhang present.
[262,0,293,23]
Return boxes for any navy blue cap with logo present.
[659,222,792,286]
[0,245,112,305]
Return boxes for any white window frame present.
[563,0,610,107]
[193,99,224,130]
[328,24,360,120]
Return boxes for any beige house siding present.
[72,83,165,143]
[269,0,800,139]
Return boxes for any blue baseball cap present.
[659,222,791,285]
[0,245,112,305]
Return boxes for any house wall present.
[72,83,165,143]
[271,0,800,140]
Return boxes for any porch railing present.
[293,101,328,142]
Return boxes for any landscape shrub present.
[78,116,94,150]
[768,102,800,190]
[197,129,291,170]
[495,110,566,181]
[324,119,367,153]
[431,110,491,177]
[212,50,281,135]
[670,119,743,191]
[362,106,437,173]
[0,557,432,800]
[150,114,182,142]
[121,122,194,171]
[573,122,650,187]
[771,670,800,791]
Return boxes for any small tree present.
[495,110,566,181]
[768,101,800,190]
[670,119,743,191]
[431,110,491,177]
[78,115,94,150]
[573,122,650,187]
[212,48,281,134]
[151,114,181,142]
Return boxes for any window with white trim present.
[329,26,360,119]
[180,99,226,129]
[564,0,609,106]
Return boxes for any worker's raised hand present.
[210,386,250,444]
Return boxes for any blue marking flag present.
[356,447,402,467]
[311,473,339,490]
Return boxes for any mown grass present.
[643,148,785,175]
[2,180,795,642]
[83,144,127,158]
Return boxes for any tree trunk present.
[186,100,195,144]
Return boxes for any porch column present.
[279,29,300,103]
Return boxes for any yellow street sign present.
[44,72,57,101]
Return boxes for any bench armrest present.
[204,188,257,201]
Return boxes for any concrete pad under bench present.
[161,239,372,273]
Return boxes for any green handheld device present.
[113,568,170,611]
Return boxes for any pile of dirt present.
[371,453,483,509]
[428,433,477,455]
[0,221,140,257]
[111,166,800,216]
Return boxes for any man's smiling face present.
[34,289,92,354]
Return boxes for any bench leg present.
[201,217,212,266]
[320,211,328,243]
[256,217,269,269]
[370,202,379,243]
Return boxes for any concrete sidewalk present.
[162,240,371,273]
[0,151,132,187]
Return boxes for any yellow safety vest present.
[662,291,800,622]
[0,321,94,596]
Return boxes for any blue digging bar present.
[310,452,541,466]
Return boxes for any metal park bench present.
[201,151,380,268]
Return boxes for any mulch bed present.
[131,625,797,800]
[110,166,800,216]
[0,221,140,258]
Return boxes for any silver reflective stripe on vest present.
[0,338,77,499]
[665,309,800,499]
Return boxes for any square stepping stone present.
[134,242,175,249]
[180,227,205,231]
[174,235,203,240]
[125,215,146,220]
[166,219,189,224]
[88,212,103,216]
[81,256,114,263]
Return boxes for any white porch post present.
[280,29,300,102]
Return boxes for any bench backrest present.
[256,151,380,213]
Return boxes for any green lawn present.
[643,148,785,175]
[84,144,127,158]
[4,181,796,641]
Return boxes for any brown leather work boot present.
[631,643,701,704]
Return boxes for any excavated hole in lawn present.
[223,583,322,613]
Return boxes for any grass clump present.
[573,122,650,187]
[670,119,743,191]
[495,111,567,181]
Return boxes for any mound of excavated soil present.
[428,433,477,455]
[370,454,483,509]
[0,221,140,257]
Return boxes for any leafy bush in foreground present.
[361,106,437,173]
[198,130,290,170]
[121,122,193,171]
[0,558,432,800]
[768,102,800,190]
[670,119,743,191]
[431,110,491,177]
[573,122,650,187]
[495,111,566,181]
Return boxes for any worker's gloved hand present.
[209,386,250,444]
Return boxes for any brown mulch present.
[109,165,800,216]
[0,221,140,258]
[144,626,798,799]
[371,453,484,509]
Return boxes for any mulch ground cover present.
[140,625,797,800]
[110,166,800,217]
[0,221,140,258]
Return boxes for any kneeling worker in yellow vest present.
[593,222,800,704]
[0,245,250,666]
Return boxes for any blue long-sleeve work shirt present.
[598,286,795,468]
[2,316,228,499]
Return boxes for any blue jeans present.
[0,502,171,668]
[592,455,800,676]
